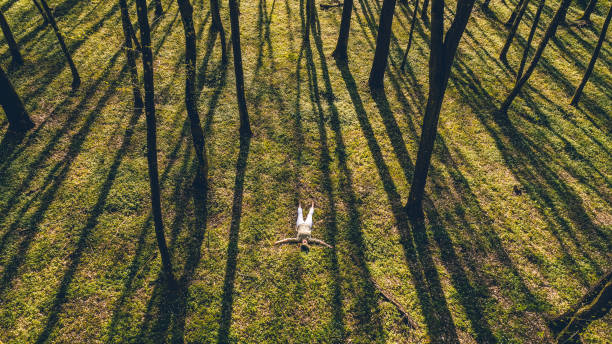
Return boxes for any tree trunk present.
[505,0,525,27]
[368,0,398,88]
[401,0,420,70]
[0,9,23,65]
[498,0,572,115]
[176,0,209,191]
[153,0,164,17]
[119,0,143,112]
[579,0,597,22]
[406,0,476,219]
[229,0,252,137]
[118,0,141,51]
[551,270,612,343]
[332,0,353,61]
[516,0,544,82]
[0,66,34,132]
[210,0,228,63]
[422,0,429,22]
[500,0,531,62]
[570,4,611,106]
[32,0,49,26]
[39,0,80,90]
[134,0,174,283]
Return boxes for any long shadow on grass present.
[451,58,610,284]
[369,85,501,342]
[303,0,386,335]
[0,1,182,230]
[105,120,191,343]
[255,0,276,71]
[0,131,26,174]
[162,145,209,343]
[0,6,181,249]
[1,2,180,175]
[161,60,223,344]
[308,15,384,340]
[335,59,461,343]
[216,134,251,344]
[126,50,225,344]
[0,53,125,300]
[33,88,144,344]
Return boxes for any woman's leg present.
[305,205,314,227]
[296,203,304,226]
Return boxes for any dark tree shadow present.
[105,119,191,343]
[216,134,251,344]
[307,11,387,340]
[0,55,127,301]
[0,130,26,172]
[369,83,501,343]
[255,0,276,71]
[130,46,227,344]
[450,56,610,285]
[34,92,144,344]
[335,59,460,343]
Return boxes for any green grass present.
[0,0,611,342]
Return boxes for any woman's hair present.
[300,240,310,252]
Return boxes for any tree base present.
[71,76,81,91]
[331,49,347,62]
[8,119,35,133]
[368,76,384,90]
[405,202,424,222]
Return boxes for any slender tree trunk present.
[177,0,209,191]
[499,0,572,115]
[153,0,164,17]
[500,0,531,61]
[505,0,525,27]
[130,25,141,52]
[516,0,544,81]
[368,0,398,88]
[229,0,252,137]
[118,0,141,52]
[0,66,34,132]
[210,0,228,63]
[332,0,353,61]
[551,270,612,344]
[570,4,611,106]
[401,0,420,70]
[39,0,80,90]
[32,0,49,26]
[0,10,23,65]
[119,0,143,112]
[406,0,476,219]
[134,0,174,283]
[579,0,597,22]
[422,0,429,22]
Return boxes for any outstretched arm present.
[274,238,300,245]
[308,238,333,248]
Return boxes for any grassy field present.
[0,0,611,342]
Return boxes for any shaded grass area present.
[0,0,610,342]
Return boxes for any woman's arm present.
[308,238,333,248]
[274,238,300,245]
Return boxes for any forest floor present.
[1,0,611,342]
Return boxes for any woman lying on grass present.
[274,201,333,252]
